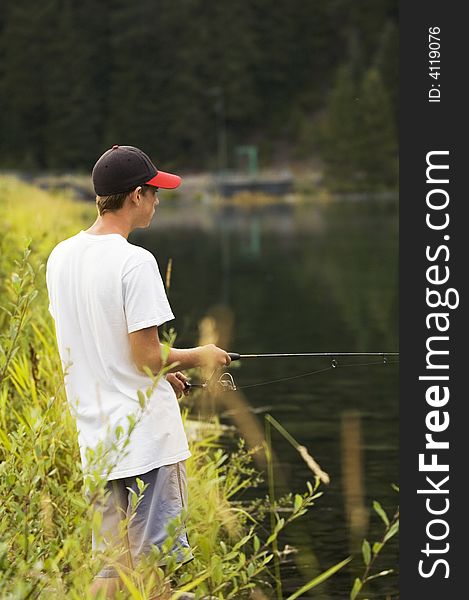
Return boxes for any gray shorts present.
[91,461,193,578]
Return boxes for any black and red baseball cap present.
[92,145,182,195]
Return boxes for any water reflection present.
[130,198,398,598]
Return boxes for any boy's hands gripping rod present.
[183,351,399,392]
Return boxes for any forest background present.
[0,0,397,192]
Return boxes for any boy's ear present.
[129,187,141,205]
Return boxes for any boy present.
[46,145,231,598]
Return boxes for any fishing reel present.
[217,372,237,391]
[184,371,237,393]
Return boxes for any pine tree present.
[0,1,52,168]
[335,0,397,60]
[43,0,102,169]
[374,20,398,126]
[251,0,344,138]
[320,63,362,191]
[355,67,397,189]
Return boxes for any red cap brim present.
[146,170,182,189]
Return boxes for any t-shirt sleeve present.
[123,259,175,333]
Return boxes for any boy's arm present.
[129,325,230,375]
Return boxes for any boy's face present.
[139,185,159,227]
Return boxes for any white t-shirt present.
[46,230,191,480]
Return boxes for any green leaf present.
[211,555,223,585]
[362,539,371,566]
[275,517,285,532]
[372,542,383,554]
[0,428,12,451]
[373,501,389,526]
[384,520,399,543]
[366,569,394,582]
[142,365,155,379]
[294,494,303,512]
[350,577,362,600]
[253,535,260,553]
[136,477,146,494]
[137,390,146,409]
[114,567,141,599]
[172,571,210,598]
[285,556,352,600]
[233,534,252,551]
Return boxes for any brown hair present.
[96,185,156,216]
[96,190,131,216]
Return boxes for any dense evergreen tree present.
[0,0,398,186]
[355,67,397,188]
[320,62,397,191]
[336,0,397,60]
[319,63,362,190]
[0,2,51,168]
[374,20,399,124]
[43,0,101,169]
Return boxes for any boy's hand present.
[197,344,232,369]
[166,372,190,399]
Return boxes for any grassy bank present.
[0,176,400,599]
[1,176,353,599]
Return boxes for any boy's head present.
[92,144,181,217]
[92,145,181,195]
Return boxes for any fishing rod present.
[227,352,398,361]
[184,351,399,392]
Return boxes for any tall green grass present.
[0,176,352,598]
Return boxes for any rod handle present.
[228,352,241,361]
[184,381,206,389]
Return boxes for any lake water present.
[129,197,399,599]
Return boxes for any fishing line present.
[238,365,333,390]
[185,354,399,392]
[235,359,399,391]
